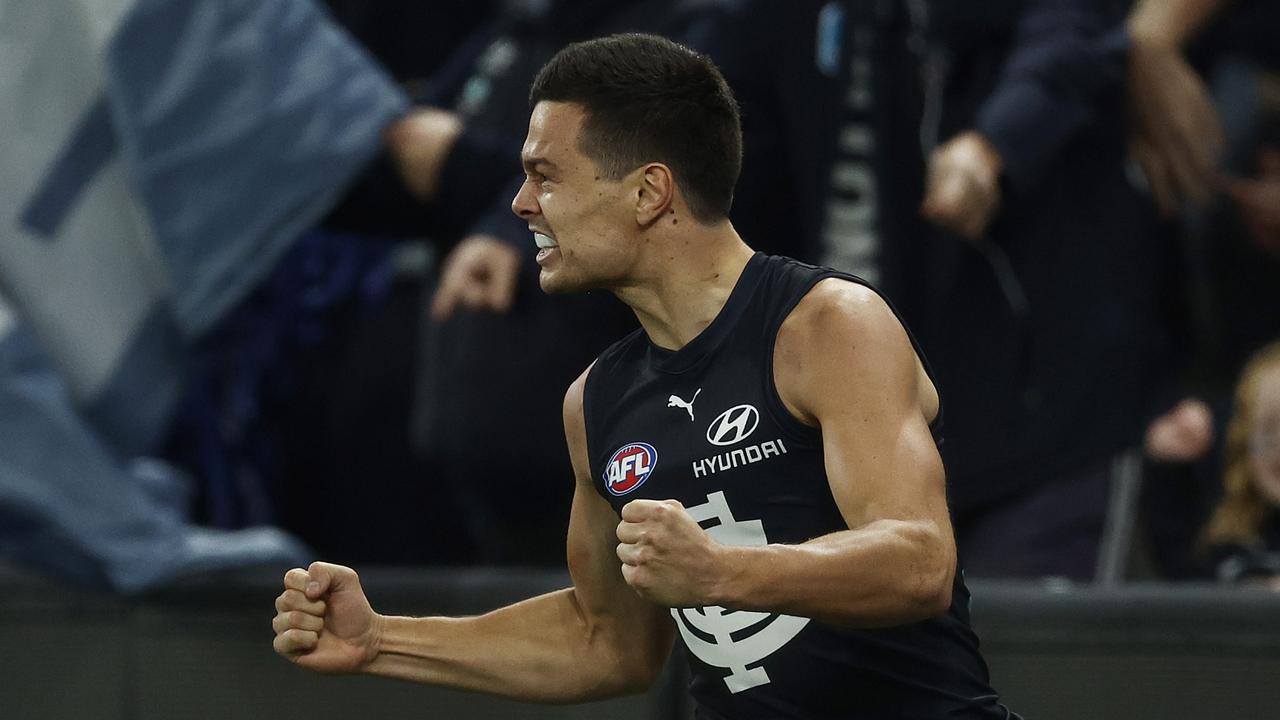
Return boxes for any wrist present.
[710,545,756,608]
[361,612,390,672]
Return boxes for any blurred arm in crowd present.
[1127,0,1231,216]
[922,0,1131,240]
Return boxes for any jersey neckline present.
[644,251,766,374]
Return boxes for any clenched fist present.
[616,499,730,608]
[921,131,1003,241]
[272,562,383,674]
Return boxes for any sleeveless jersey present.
[583,253,1015,719]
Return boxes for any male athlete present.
[273,34,1016,719]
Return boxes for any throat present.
[623,245,756,351]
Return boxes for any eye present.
[526,172,552,190]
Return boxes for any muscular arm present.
[276,370,674,703]
[717,280,954,627]
[369,370,674,701]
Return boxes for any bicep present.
[819,394,949,534]
[777,282,951,533]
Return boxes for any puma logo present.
[667,389,702,422]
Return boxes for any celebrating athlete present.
[273,33,1016,719]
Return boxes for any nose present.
[511,179,539,220]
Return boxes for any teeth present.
[534,233,558,249]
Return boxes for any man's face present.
[511,101,638,294]
[1251,366,1280,506]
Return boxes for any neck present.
[613,221,755,350]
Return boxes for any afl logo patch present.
[604,443,657,496]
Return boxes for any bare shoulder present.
[563,362,597,481]
[562,360,600,421]
[775,278,911,380]
[781,278,901,340]
[775,278,935,424]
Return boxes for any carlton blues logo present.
[604,442,657,496]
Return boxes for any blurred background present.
[2,0,1279,718]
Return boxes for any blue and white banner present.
[0,0,408,592]
[0,0,407,454]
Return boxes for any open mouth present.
[534,232,560,265]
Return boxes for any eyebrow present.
[522,156,557,172]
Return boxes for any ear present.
[634,163,675,226]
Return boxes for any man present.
[273,34,1015,719]
[909,0,1174,581]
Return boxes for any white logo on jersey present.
[706,404,760,446]
[691,438,787,478]
[667,388,702,421]
[671,490,810,693]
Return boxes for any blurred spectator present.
[1134,22,1280,580]
[1228,145,1280,255]
[1203,341,1280,587]
[910,0,1179,581]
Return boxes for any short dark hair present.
[529,33,742,224]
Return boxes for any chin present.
[538,269,580,295]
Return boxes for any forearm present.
[366,588,640,703]
[714,520,954,628]
[1128,0,1232,47]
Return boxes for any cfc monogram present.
[671,491,809,692]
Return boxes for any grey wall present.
[4,566,1279,719]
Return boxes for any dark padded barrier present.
[4,564,1279,719]
[969,581,1280,720]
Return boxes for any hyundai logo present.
[706,405,760,446]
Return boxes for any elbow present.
[576,635,663,701]
[611,637,667,696]
[918,568,953,618]
[579,657,659,701]
[621,662,664,696]
[907,530,956,620]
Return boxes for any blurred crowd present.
[1,0,1279,593]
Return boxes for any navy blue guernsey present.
[582,253,1015,720]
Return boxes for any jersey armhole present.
[580,361,601,487]
[762,275,831,449]
[580,329,642,495]
[762,273,945,447]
